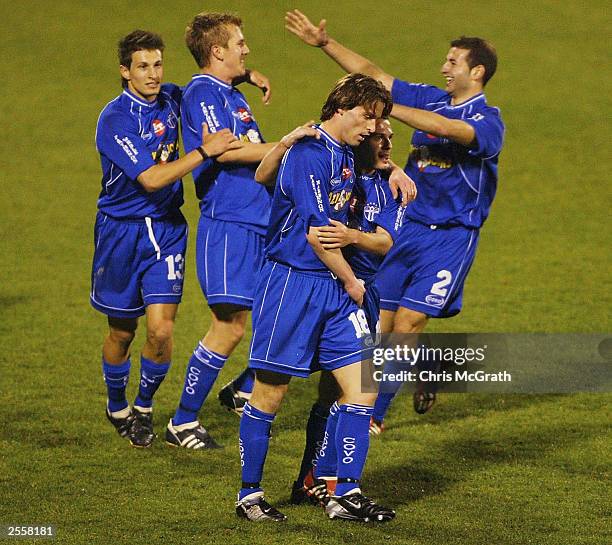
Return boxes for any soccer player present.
[235,73,396,523]
[91,30,240,448]
[165,13,279,450]
[286,10,505,429]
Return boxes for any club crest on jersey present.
[152,119,166,137]
[233,107,253,123]
[342,167,353,180]
[363,202,380,222]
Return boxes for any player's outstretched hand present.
[285,9,328,47]
[389,166,418,205]
[344,278,365,307]
[248,70,272,105]
[201,123,243,158]
[317,219,355,249]
[280,120,319,149]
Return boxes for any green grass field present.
[1,1,610,544]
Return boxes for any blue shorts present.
[376,222,479,318]
[90,212,187,319]
[196,216,265,308]
[249,261,377,378]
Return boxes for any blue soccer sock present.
[372,391,397,423]
[314,401,340,479]
[232,367,255,394]
[173,343,228,426]
[134,356,170,410]
[102,357,131,413]
[296,402,330,484]
[239,402,275,500]
[334,403,374,497]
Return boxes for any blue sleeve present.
[374,193,404,243]
[391,79,449,110]
[464,107,505,159]
[279,145,332,232]
[96,112,155,180]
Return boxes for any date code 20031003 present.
[1,526,56,539]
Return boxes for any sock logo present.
[185,365,201,395]
[318,431,329,460]
[342,436,356,464]
[239,438,245,467]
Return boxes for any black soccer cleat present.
[129,408,155,448]
[236,492,287,522]
[291,469,333,507]
[165,419,223,450]
[106,407,134,438]
[218,382,251,416]
[413,390,436,414]
[326,492,396,523]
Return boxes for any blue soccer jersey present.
[181,74,272,235]
[265,127,355,271]
[95,84,183,219]
[343,171,405,281]
[391,80,505,228]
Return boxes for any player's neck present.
[450,86,483,106]
[201,65,235,86]
[319,120,346,146]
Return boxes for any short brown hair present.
[320,73,392,121]
[118,30,164,88]
[185,12,242,68]
[450,36,498,85]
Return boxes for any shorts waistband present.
[98,211,186,225]
[267,260,338,280]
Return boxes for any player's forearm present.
[216,142,278,164]
[321,39,393,91]
[254,143,289,185]
[391,104,475,146]
[353,229,393,256]
[137,150,204,192]
[307,230,358,285]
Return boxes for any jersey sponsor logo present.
[246,129,261,143]
[310,174,324,212]
[113,134,139,164]
[152,119,166,137]
[328,189,352,211]
[199,102,221,130]
[410,145,452,171]
[363,202,380,223]
[232,107,253,123]
[425,294,445,306]
[151,140,178,164]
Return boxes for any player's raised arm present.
[285,9,394,91]
[233,68,272,104]
[255,121,320,185]
[391,104,476,147]
[138,125,242,192]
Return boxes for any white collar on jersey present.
[192,73,233,89]
[446,93,486,109]
[121,88,157,108]
[316,125,347,150]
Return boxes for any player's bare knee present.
[395,308,429,333]
[146,320,174,351]
[107,318,137,352]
